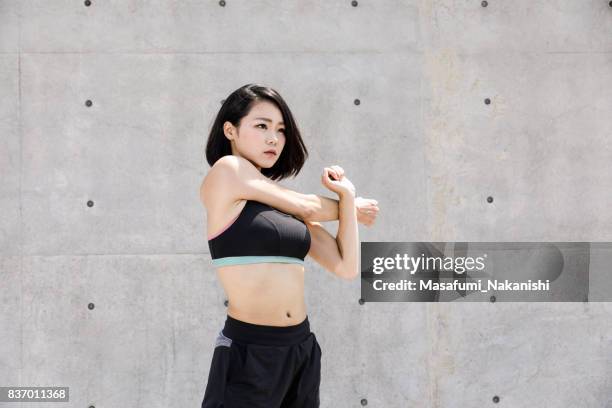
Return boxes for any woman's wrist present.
[338,190,356,200]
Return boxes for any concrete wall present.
[1,1,611,407]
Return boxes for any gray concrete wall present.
[1,1,611,407]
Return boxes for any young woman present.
[200,84,379,408]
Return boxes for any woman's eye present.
[257,124,285,134]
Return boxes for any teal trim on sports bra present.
[211,256,305,267]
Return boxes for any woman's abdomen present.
[216,263,307,326]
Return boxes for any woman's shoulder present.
[211,155,257,173]
[200,156,251,208]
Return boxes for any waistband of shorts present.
[222,314,311,346]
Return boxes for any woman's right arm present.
[201,155,314,220]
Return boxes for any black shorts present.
[201,315,322,408]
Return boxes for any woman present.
[200,84,379,408]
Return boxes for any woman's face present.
[224,101,286,172]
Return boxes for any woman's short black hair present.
[205,84,308,181]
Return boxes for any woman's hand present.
[355,196,379,227]
[321,165,355,198]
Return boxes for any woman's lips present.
[264,151,276,157]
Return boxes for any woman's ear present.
[223,121,236,140]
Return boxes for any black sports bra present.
[207,200,311,267]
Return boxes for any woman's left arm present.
[305,220,346,279]
[305,166,362,279]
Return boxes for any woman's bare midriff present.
[215,262,307,327]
